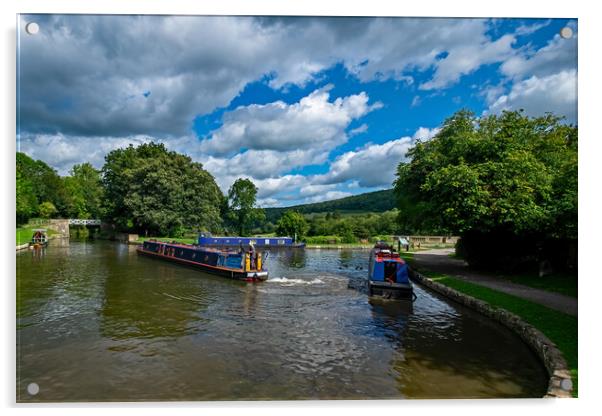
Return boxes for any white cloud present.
[420,34,516,90]
[19,15,536,140]
[18,133,154,174]
[412,127,441,141]
[485,22,577,123]
[199,86,380,155]
[201,147,328,182]
[306,191,352,203]
[349,123,368,136]
[500,27,577,80]
[488,70,577,123]
[317,137,413,188]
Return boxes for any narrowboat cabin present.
[137,240,268,281]
[368,242,413,300]
[198,233,305,248]
[29,229,49,248]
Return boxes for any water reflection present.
[277,248,307,269]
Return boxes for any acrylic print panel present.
[16,14,578,402]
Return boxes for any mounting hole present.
[27,382,39,395]
[560,378,573,391]
[559,27,573,39]
[25,22,39,35]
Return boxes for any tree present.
[102,142,224,236]
[276,211,309,241]
[16,152,70,222]
[227,178,265,236]
[38,201,57,218]
[16,168,37,224]
[63,163,104,219]
[394,109,577,271]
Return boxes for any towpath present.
[412,248,577,316]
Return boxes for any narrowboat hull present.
[368,244,413,300]
[136,242,268,282]
[368,280,413,300]
[198,234,305,248]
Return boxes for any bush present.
[305,235,342,244]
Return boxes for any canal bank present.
[408,268,575,398]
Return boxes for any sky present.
[17,15,577,207]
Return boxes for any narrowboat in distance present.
[29,229,49,248]
[198,233,305,248]
[136,240,268,282]
[368,241,414,300]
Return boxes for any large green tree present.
[227,178,265,236]
[16,152,70,223]
[275,211,309,241]
[63,163,104,219]
[102,142,224,236]
[394,109,577,270]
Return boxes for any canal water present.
[17,240,548,401]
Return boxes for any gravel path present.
[412,248,577,316]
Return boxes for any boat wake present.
[267,277,325,285]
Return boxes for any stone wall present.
[114,233,139,243]
[409,269,573,398]
[408,235,459,244]
[46,219,70,237]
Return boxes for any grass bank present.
[16,226,57,245]
[419,270,578,397]
[502,273,577,298]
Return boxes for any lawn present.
[502,272,578,298]
[16,227,56,245]
[422,271,578,397]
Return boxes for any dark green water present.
[16,240,547,401]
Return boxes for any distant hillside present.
[265,189,396,222]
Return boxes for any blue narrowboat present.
[136,240,268,281]
[198,233,305,248]
[368,242,413,299]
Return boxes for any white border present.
[2,1,600,415]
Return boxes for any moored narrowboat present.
[368,241,413,299]
[136,240,268,281]
[198,233,305,248]
[29,229,49,248]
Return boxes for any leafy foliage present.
[102,142,224,236]
[395,109,577,270]
[275,211,309,241]
[38,201,57,219]
[226,178,265,236]
[16,152,70,224]
[63,163,104,219]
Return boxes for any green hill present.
[264,189,396,222]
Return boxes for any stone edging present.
[409,268,573,398]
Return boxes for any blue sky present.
[17,15,577,207]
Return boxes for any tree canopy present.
[102,142,224,236]
[275,211,309,241]
[16,152,70,224]
[394,109,577,270]
[226,178,265,236]
[63,163,104,219]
